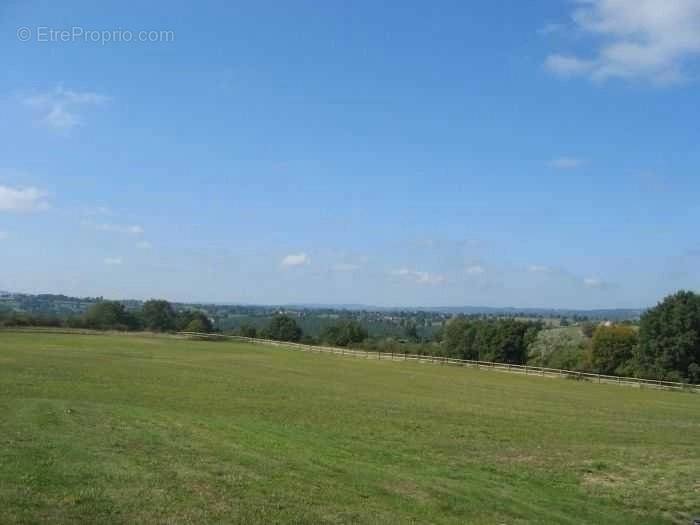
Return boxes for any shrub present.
[591,325,637,376]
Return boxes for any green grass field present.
[1,332,698,524]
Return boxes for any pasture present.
[0,331,698,524]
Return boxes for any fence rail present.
[178,332,700,394]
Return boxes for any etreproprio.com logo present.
[17,26,175,45]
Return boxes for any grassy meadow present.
[1,331,698,524]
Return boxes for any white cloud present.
[584,277,605,289]
[281,253,310,267]
[391,268,446,285]
[0,231,8,240]
[548,157,584,170]
[465,265,486,275]
[545,0,700,84]
[0,186,49,212]
[136,240,152,249]
[104,257,123,266]
[528,265,552,273]
[22,85,110,132]
[94,223,144,235]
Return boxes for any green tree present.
[84,301,140,331]
[238,323,258,338]
[404,322,420,343]
[321,320,368,347]
[591,325,637,375]
[142,300,176,332]
[580,321,597,338]
[266,314,302,342]
[443,317,541,363]
[177,310,214,333]
[442,317,478,359]
[637,290,700,382]
[185,318,208,333]
[527,327,590,370]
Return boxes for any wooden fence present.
[179,332,700,394]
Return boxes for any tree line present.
[239,292,700,384]
[2,291,699,383]
[0,299,214,333]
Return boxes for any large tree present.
[177,310,214,333]
[321,320,368,347]
[84,301,140,331]
[443,317,541,363]
[591,325,637,376]
[443,317,479,359]
[266,314,302,342]
[237,323,258,338]
[142,299,176,332]
[527,327,590,370]
[637,291,700,382]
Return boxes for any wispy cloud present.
[548,157,584,170]
[281,253,310,267]
[0,185,49,212]
[22,85,110,132]
[0,231,8,240]
[583,277,611,289]
[465,265,486,275]
[104,257,123,266]
[391,268,446,285]
[136,240,152,249]
[528,264,552,274]
[545,0,700,84]
[93,223,144,235]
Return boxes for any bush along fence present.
[179,332,700,394]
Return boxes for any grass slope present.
[1,332,698,524]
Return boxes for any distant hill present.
[1,292,644,322]
[284,303,643,320]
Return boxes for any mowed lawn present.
[1,332,699,524]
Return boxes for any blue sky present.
[1,0,699,308]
